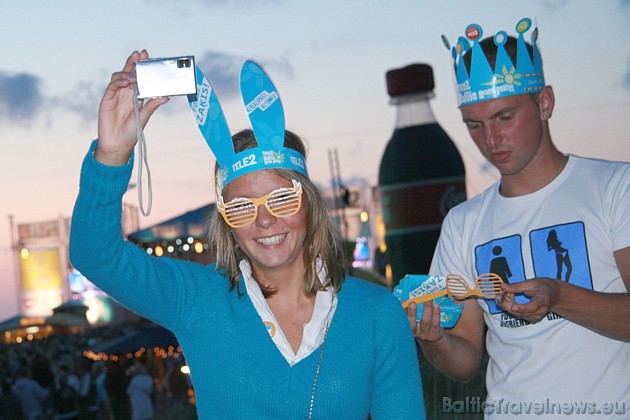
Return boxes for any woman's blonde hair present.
[208,129,347,296]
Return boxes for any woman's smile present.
[255,233,288,246]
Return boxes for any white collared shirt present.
[240,259,337,366]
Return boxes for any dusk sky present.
[1,1,629,320]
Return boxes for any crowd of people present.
[0,331,195,420]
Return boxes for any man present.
[408,18,630,418]
[0,380,23,419]
[12,366,50,420]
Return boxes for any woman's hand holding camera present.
[95,50,169,166]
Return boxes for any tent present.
[90,325,179,354]
[127,204,215,244]
[0,315,44,333]
[45,312,89,327]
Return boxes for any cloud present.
[195,50,244,99]
[0,51,294,128]
[54,80,103,123]
[0,70,102,127]
[0,71,44,125]
[195,50,294,100]
[540,0,569,11]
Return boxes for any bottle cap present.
[386,64,435,97]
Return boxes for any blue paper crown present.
[188,61,308,191]
[443,17,545,106]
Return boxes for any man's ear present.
[539,86,555,120]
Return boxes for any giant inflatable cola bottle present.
[379,63,483,420]
[378,63,466,286]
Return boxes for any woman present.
[126,364,154,420]
[53,366,79,420]
[546,229,572,281]
[70,50,424,419]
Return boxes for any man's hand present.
[406,301,446,343]
[496,278,561,323]
[406,299,486,383]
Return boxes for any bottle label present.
[380,177,466,235]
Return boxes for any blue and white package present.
[393,274,463,329]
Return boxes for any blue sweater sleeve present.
[371,286,426,418]
[69,141,219,330]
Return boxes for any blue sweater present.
[69,142,425,419]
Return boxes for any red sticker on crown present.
[465,24,482,41]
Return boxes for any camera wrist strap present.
[133,86,153,216]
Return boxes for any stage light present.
[155,246,164,257]
[194,242,204,253]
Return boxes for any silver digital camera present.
[135,56,197,99]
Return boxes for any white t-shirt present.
[431,155,630,419]
[126,373,155,420]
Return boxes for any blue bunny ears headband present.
[188,61,308,191]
